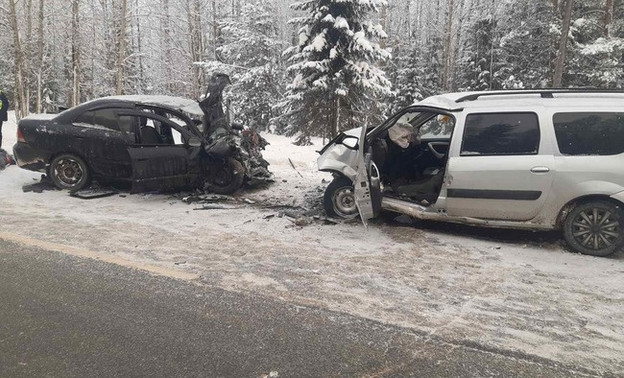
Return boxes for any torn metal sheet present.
[70,188,119,199]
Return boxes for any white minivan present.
[318,90,624,257]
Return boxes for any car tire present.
[563,200,624,257]
[49,154,90,192]
[324,176,359,219]
[205,157,245,195]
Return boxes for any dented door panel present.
[128,146,200,193]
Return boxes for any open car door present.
[122,111,202,193]
[353,126,382,226]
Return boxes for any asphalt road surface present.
[0,239,595,377]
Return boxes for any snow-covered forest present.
[1,0,623,140]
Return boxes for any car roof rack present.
[455,89,624,103]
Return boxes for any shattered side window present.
[461,112,540,156]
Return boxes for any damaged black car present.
[13,77,272,194]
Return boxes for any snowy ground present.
[1,112,623,375]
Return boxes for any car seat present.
[141,126,162,145]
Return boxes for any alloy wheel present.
[570,207,621,251]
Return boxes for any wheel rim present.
[54,158,84,187]
[571,207,621,251]
[333,186,357,217]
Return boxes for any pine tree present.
[389,38,443,112]
[277,0,392,145]
[495,0,555,88]
[458,17,500,91]
[567,0,624,88]
[216,0,285,131]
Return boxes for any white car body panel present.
[317,127,363,181]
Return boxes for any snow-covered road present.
[1,112,623,375]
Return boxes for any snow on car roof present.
[104,95,204,116]
[21,113,58,121]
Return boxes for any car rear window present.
[553,112,624,155]
[461,112,540,156]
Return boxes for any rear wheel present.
[205,157,245,194]
[563,200,624,257]
[49,154,90,191]
[324,176,358,219]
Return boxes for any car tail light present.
[17,127,26,143]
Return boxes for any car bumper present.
[13,142,49,172]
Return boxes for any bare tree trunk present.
[442,0,456,91]
[115,0,128,95]
[379,4,388,49]
[604,0,614,38]
[333,97,341,137]
[9,0,28,119]
[24,0,34,114]
[89,0,97,99]
[212,0,218,60]
[406,1,412,45]
[72,0,81,106]
[160,0,173,93]
[553,0,573,87]
[187,0,205,98]
[36,0,44,113]
[134,0,145,93]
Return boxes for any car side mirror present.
[342,136,359,150]
[188,137,202,147]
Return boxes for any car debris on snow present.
[193,204,244,211]
[180,193,235,204]
[70,188,119,199]
[22,175,58,193]
[287,157,304,178]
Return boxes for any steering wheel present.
[427,142,447,160]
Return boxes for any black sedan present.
[13,95,265,194]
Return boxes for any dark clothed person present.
[0,92,9,149]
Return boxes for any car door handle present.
[531,167,550,173]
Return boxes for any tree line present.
[1,0,622,141]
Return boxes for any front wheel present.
[563,200,624,257]
[49,154,90,191]
[205,157,245,195]
[323,176,359,219]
